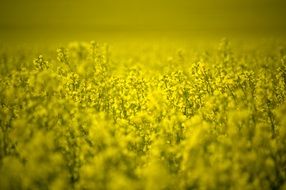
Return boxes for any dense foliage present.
[1,39,286,190]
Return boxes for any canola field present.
[1,39,286,190]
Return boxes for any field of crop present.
[1,39,286,190]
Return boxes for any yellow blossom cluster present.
[0,39,286,190]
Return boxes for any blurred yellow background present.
[0,0,286,42]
